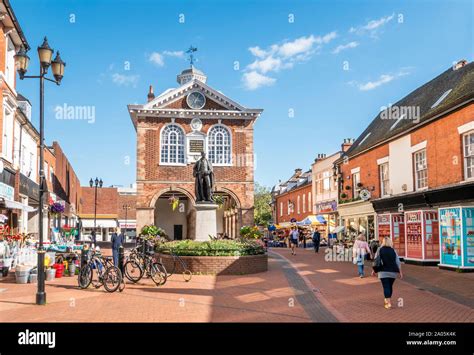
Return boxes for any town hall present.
[128,52,263,240]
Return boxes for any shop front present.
[0,167,19,232]
[403,210,439,265]
[438,206,474,270]
[119,220,137,241]
[337,200,376,245]
[80,217,118,242]
[376,213,405,258]
[315,200,338,240]
[19,173,40,235]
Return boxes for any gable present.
[144,79,245,111]
[161,94,229,110]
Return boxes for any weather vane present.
[186,46,198,67]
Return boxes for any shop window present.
[160,124,185,164]
[463,131,474,180]
[414,149,428,190]
[379,163,390,196]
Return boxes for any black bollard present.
[118,246,125,276]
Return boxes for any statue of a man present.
[193,151,214,202]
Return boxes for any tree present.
[254,182,272,226]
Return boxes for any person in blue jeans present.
[352,234,372,278]
[111,227,124,266]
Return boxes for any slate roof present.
[346,62,474,158]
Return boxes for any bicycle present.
[124,252,165,285]
[78,251,123,292]
[156,249,192,282]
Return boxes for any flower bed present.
[155,239,267,275]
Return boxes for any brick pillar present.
[136,207,154,235]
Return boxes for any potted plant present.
[340,192,348,199]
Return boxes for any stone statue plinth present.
[193,202,218,241]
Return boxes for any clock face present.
[191,118,203,131]
[186,91,206,109]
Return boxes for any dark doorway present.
[174,225,183,240]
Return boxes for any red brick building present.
[128,65,262,239]
[336,60,474,267]
[273,169,313,226]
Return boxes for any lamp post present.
[15,37,66,306]
[89,177,103,238]
[122,204,131,240]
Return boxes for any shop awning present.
[277,222,293,228]
[333,226,345,233]
[81,219,117,228]
[297,215,327,226]
[0,198,36,212]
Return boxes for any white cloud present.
[242,32,336,90]
[242,71,276,90]
[149,52,164,66]
[332,41,359,54]
[349,14,395,38]
[356,69,410,91]
[149,50,185,67]
[163,50,184,58]
[358,74,394,91]
[111,73,139,87]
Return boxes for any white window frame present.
[2,105,14,161]
[414,149,428,190]
[297,195,301,214]
[302,194,306,213]
[463,130,474,180]
[280,202,283,217]
[308,192,312,213]
[352,172,361,198]
[159,123,187,166]
[50,166,54,182]
[5,36,16,88]
[379,162,390,197]
[207,124,232,166]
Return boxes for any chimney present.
[147,85,155,102]
[341,138,354,152]
[453,59,468,71]
[314,153,327,163]
[293,168,302,178]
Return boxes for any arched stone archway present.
[153,189,193,240]
[214,190,241,239]
[149,186,196,208]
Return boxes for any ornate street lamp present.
[15,36,66,306]
[90,178,103,236]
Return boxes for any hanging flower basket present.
[168,196,179,211]
[50,202,65,214]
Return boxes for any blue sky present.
[13,0,473,189]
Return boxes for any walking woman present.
[372,237,403,309]
[352,234,372,277]
[289,227,299,256]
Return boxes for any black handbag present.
[372,252,383,272]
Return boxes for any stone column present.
[136,207,155,235]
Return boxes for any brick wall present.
[118,193,137,219]
[157,253,268,275]
[81,187,118,216]
[276,183,312,224]
[339,104,474,200]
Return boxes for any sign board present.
[189,139,204,153]
[316,200,337,214]
[0,182,14,201]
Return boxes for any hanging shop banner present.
[439,208,462,267]
[462,207,474,267]
[316,201,337,214]
[405,211,422,259]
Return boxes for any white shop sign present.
[0,182,14,201]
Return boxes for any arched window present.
[161,124,185,164]
[208,125,231,165]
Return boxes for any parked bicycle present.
[78,250,123,292]
[124,249,166,285]
[156,249,192,282]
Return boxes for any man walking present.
[312,229,321,253]
[290,227,299,256]
[111,227,124,266]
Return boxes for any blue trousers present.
[112,248,119,266]
[357,263,365,276]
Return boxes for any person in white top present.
[352,233,373,278]
[289,227,299,256]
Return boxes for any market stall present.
[404,210,439,265]
[438,206,474,270]
[377,213,405,258]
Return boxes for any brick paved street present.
[0,247,473,322]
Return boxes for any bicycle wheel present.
[124,260,143,283]
[91,261,104,289]
[103,266,121,293]
[154,262,168,285]
[78,265,92,289]
[183,269,192,282]
[149,262,163,286]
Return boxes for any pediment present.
[144,79,245,112]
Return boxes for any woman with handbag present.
[372,237,403,309]
[352,234,372,278]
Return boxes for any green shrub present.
[155,239,265,256]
